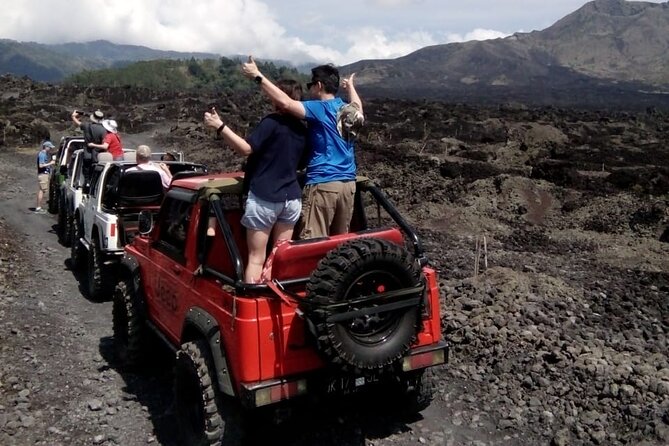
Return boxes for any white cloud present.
[0,0,543,67]
[0,0,305,59]
[340,27,437,62]
[446,28,510,43]
[370,0,423,6]
[0,0,448,65]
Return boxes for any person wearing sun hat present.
[88,119,123,161]
[71,108,107,179]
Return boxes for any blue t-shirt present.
[37,150,50,174]
[246,113,307,202]
[302,97,356,185]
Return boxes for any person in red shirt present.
[88,119,123,160]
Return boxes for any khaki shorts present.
[38,174,49,193]
[299,181,356,239]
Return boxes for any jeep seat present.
[123,151,137,163]
[262,227,405,282]
[117,170,164,207]
[97,152,113,164]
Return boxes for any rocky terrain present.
[0,74,668,445]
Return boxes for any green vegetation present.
[64,57,308,91]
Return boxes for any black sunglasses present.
[306,80,319,89]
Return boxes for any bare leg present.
[272,222,295,247]
[245,228,271,283]
[36,188,44,209]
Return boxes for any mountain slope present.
[0,39,218,82]
[344,0,669,103]
[535,0,669,84]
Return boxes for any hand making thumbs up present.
[242,55,260,79]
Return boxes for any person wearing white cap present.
[71,109,107,178]
[34,140,55,213]
[88,119,123,161]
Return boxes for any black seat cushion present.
[118,170,164,207]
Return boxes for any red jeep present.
[113,173,448,445]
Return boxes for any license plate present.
[325,375,379,394]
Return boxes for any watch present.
[254,75,263,85]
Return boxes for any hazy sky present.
[1,1,665,65]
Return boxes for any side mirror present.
[138,210,154,235]
[82,184,90,195]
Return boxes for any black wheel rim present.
[341,269,404,345]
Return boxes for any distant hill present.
[343,0,669,106]
[0,39,219,82]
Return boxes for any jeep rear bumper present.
[239,341,449,409]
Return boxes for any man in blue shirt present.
[35,140,55,213]
[242,57,363,238]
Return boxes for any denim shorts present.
[241,191,302,231]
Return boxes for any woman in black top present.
[204,79,308,283]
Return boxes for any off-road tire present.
[88,236,111,300]
[70,218,85,270]
[305,238,422,372]
[396,370,434,413]
[175,340,243,446]
[64,214,74,248]
[57,195,71,246]
[47,176,58,214]
[112,277,147,370]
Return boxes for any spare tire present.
[305,238,423,372]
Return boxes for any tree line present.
[65,57,308,92]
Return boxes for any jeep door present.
[146,193,197,340]
[68,151,85,214]
[82,166,104,241]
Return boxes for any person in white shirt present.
[127,145,172,189]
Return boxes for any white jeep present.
[48,136,86,214]
[57,149,86,247]
[70,152,206,300]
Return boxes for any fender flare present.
[119,254,142,295]
[183,307,234,397]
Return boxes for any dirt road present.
[0,149,175,446]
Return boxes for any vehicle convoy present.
[48,136,86,214]
[113,172,449,445]
[56,148,86,246]
[71,152,207,300]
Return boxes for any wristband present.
[216,123,226,135]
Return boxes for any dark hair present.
[311,64,339,94]
[277,79,303,101]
